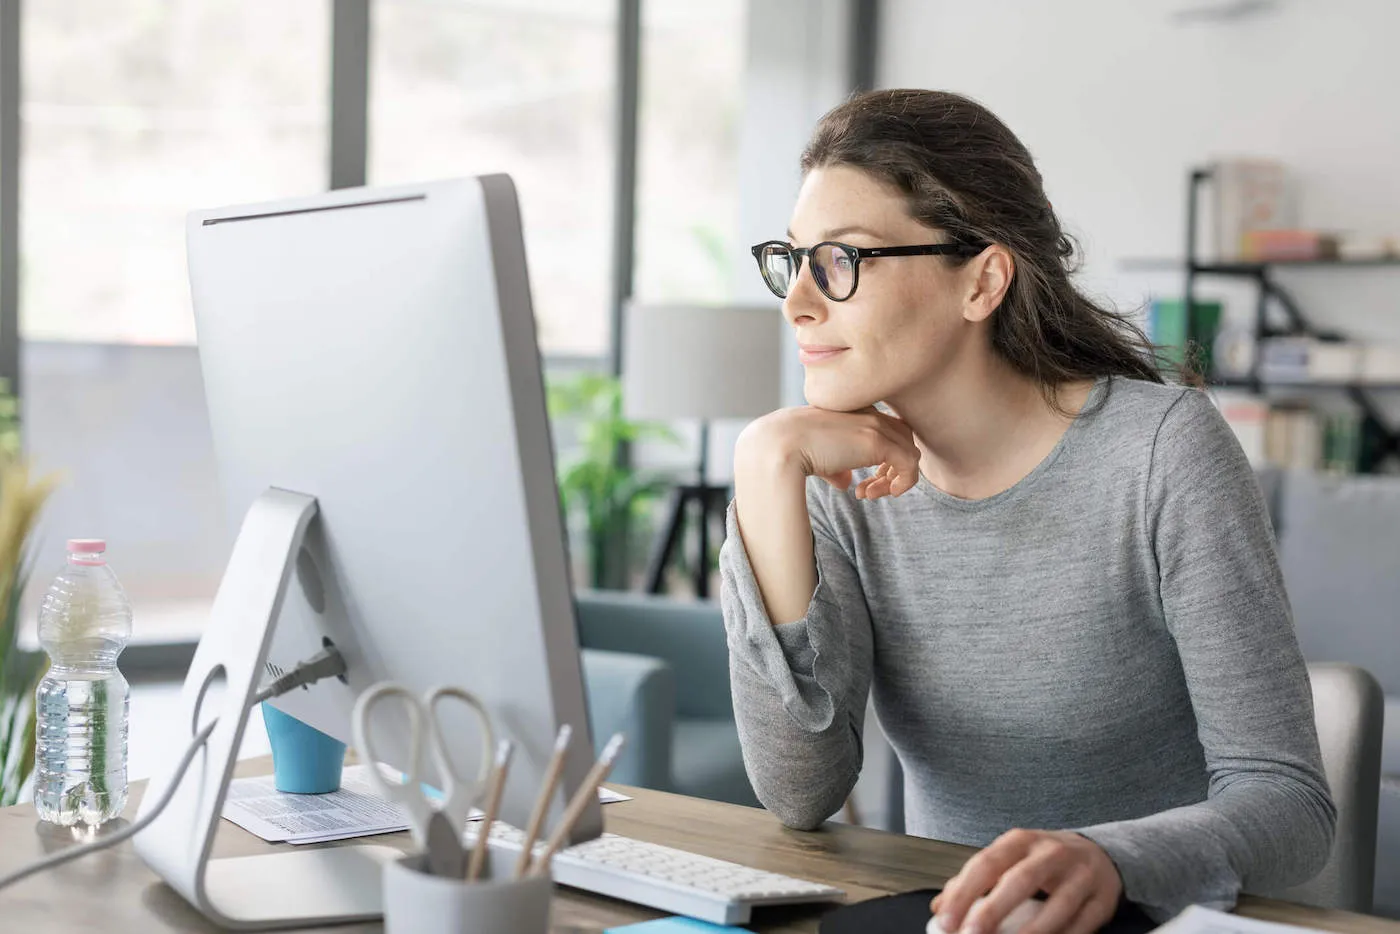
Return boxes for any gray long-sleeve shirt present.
[719,377,1336,922]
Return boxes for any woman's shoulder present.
[1094,375,1197,419]
[1090,377,1245,478]
[1087,377,1222,444]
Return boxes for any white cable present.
[0,718,216,893]
[0,646,347,895]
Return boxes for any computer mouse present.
[928,896,1045,934]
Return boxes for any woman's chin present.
[803,377,879,413]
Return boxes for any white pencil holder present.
[383,851,552,934]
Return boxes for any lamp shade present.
[622,304,784,421]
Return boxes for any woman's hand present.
[737,405,921,501]
[732,405,920,623]
[930,830,1123,934]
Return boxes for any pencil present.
[514,723,572,878]
[466,739,513,882]
[528,732,625,878]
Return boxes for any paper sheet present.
[221,763,632,845]
[1154,906,1325,934]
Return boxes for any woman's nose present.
[782,261,827,326]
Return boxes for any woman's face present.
[782,164,988,413]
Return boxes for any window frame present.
[0,0,641,390]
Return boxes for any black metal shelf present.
[1182,167,1400,470]
[1193,258,1400,276]
[1210,378,1400,392]
[1121,257,1400,274]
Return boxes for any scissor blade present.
[424,812,470,879]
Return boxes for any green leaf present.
[0,462,58,804]
[544,370,687,588]
[0,691,36,808]
[0,695,22,806]
[15,701,36,806]
[636,423,681,444]
[0,561,35,712]
[0,647,43,804]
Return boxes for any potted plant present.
[0,383,60,807]
[546,372,678,591]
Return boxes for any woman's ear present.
[962,245,1014,323]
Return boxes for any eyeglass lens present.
[760,246,794,297]
[760,243,856,300]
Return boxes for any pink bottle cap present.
[67,539,107,566]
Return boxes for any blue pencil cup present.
[262,703,347,794]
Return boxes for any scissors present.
[351,682,497,878]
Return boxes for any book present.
[1212,158,1296,262]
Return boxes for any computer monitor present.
[134,176,600,929]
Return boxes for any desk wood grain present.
[0,757,1395,933]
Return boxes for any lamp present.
[623,304,783,598]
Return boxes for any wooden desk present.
[1,757,1397,933]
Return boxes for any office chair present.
[1265,662,1384,913]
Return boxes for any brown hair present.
[801,89,1179,405]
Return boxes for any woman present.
[720,89,1334,934]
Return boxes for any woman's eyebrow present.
[785,224,884,242]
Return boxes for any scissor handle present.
[351,682,434,832]
[422,685,497,825]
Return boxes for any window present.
[21,0,330,345]
[19,1,330,617]
[369,0,617,358]
[632,0,745,306]
[8,0,751,619]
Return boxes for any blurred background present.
[1,0,1398,917]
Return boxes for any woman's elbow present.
[754,775,856,831]
[1270,782,1338,890]
[767,800,829,831]
[763,795,842,831]
[1297,788,1338,883]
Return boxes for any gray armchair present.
[1263,662,1384,912]
[578,647,675,790]
[1273,469,1400,916]
[575,590,758,807]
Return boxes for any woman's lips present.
[798,345,848,365]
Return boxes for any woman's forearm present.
[733,434,818,625]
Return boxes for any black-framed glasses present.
[750,240,986,302]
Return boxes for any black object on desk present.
[818,889,1156,934]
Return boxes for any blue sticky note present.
[604,919,747,934]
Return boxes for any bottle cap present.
[67,539,107,566]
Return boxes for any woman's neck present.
[886,353,1095,501]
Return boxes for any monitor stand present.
[133,487,399,930]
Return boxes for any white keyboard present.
[473,822,845,924]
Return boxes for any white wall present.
[877,0,1400,348]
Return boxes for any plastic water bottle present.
[33,539,133,826]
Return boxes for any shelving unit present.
[1180,166,1400,471]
